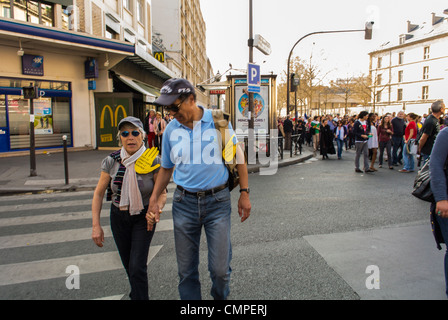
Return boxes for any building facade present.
[0,0,212,154]
[368,12,448,116]
[152,0,211,107]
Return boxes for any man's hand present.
[436,200,448,218]
[238,192,251,222]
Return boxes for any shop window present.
[8,96,30,136]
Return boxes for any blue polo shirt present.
[161,106,236,192]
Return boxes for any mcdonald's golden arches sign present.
[154,52,165,62]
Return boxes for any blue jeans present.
[110,205,156,300]
[172,187,232,300]
[402,142,414,171]
[392,136,404,165]
[336,139,344,159]
[436,214,448,297]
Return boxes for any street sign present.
[254,34,272,55]
[247,63,260,93]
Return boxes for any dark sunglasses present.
[164,96,187,112]
[120,130,141,138]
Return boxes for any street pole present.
[286,26,373,120]
[29,96,36,177]
[248,0,255,163]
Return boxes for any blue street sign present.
[247,63,260,93]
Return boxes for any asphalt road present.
[0,145,445,303]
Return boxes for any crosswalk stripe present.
[0,195,173,213]
[0,203,173,227]
[0,219,173,250]
[0,245,162,286]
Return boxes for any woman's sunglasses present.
[120,130,141,138]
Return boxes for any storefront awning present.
[125,45,176,81]
[117,75,157,103]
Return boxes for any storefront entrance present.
[0,77,72,153]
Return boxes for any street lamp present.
[286,22,374,118]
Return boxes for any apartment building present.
[152,0,212,107]
[368,12,448,116]
[0,0,179,153]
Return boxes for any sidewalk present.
[0,147,313,196]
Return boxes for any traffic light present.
[365,21,374,40]
[23,85,39,99]
[290,73,300,92]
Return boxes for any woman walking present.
[91,116,166,300]
[377,114,394,169]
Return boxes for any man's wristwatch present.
[239,188,250,194]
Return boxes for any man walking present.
[391,111,406,166]
[147,78,251,300]
[283,115,293,150]
[354,111,374,173]
[419,100,445,164]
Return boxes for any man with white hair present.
[391,111,406,166]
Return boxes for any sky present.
[199,0,448,84]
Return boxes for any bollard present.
[62,135,69,185]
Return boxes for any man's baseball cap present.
[153,78,195,106]
[118,116,144,130]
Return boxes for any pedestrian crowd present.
[278,100,448,298]
[277,101,447,173]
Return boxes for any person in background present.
[419,100,444,165]
[283,115,293,150]
[153,111,167,154]
[367,113,379,171]
[354,111,373,173]
[144,110,157,148]
[319,118,335,160]
[377,114,394,169]
[429,127,448,298]
[391,111,406,166]
[334,120,347,160]
[91,116,166,300]
[399,113,418,173]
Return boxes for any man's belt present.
[176,183,228,197]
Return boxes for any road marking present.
[0,219,173,249]
[0,204,173,227]
[0,245,162,286]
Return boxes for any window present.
[397,89,403,101]
[123,0,132,12]
[423,46,430,59]
[106,26,119,40]
[136,0,144,23]
[422,86,429,100]
[376,91,382,103]
[398,52,404,65]
[377,57,382,68]
[423,66,429,80]
[376,74,382,85]
[398,70,403,83]
[8,0,55,27]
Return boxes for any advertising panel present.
[234,85,269,135]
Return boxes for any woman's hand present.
[92,225,104,247]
